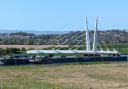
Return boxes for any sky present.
[0,0,128,31]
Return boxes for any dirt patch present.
[0,45,69,49]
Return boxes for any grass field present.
[0,62,128,89]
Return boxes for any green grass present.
[41,44,128,54]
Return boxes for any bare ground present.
[0,45,69,49]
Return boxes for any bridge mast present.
[85,16,91,51]
[93,16,98,53]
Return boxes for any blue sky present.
[0,0,128,31]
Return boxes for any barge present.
[0,55,30,65]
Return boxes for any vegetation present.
[0,29,127,55]
[0,48,25,56]
[0,43,127,56]
[0,30,127,89]
[0,62,128,89]
[0,29,127,45]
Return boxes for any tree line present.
[0,29,127,45]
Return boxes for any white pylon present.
[85,16,91,51]
[93,16,98,53]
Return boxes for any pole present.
[93,16,98,53]
[85,16,91,51]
